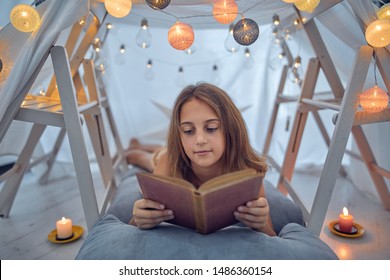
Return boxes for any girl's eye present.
[206,126,219,133]
[182,128,194,135]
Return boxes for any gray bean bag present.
[75,172,338,260]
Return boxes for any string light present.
[10,4,41,33]
[184,42,197,55]
[224,23,240,53]
[212,0,238,25]
[94,54,109,72]
[105,0,132,18]
[168,21,195,50]
[119,44,126,54]
[359,85,389,113]
[289,56,303,84]
[377,3,390,20]
[244,48,255,69]
[93,38,102,53]
[273,14,280,26]
[115,44,126,65]
[146,0,171,10]
[365,19,390,48]
[233,18,260,46]
[144,59,154,80]
[359,53,389,113]
[136,18,152,49]
[294,0,320,13]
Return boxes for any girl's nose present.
[195,132,208,145]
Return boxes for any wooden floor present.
[1,162,389,260]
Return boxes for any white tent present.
[0,0,389,205]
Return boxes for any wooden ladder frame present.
[265,10,390,236]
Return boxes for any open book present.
[136,169,263,234]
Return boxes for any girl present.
[130,83,275,236]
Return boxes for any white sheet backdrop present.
[0,0,389,202]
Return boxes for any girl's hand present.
[234,197,276,236]
[129,198,174,229]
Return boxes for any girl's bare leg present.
[128,138,162,153]
[126,149,154,172]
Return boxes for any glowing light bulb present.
[144,59,154,80]
[95,54,109,72]
[233,18,260,46]
[359,85,389,113]
[273,14,280,26]
[136,18,152,49]
[168,21,194,50]
[184,42,197,55]
[105,0,132,18]
[115,44,126,65]
[93,38,102,53]
[289,56,304,84]
[37,84,46,96]
[10,4,40,32]
[146,0,171,10]
[294,0,320,13]
[244,48,255,69]
[365,20,390,48]
[212,0,238,24]
[224,23,240,53]
[377,3,390,20]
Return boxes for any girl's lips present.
[194,150,211,155]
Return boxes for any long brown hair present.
[167,82,267,183]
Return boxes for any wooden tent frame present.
[0,13,124,230]
[263,2,390,236]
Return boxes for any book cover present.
[136,169,263,234]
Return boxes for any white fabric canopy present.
[0,0,388,202]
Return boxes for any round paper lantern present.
[212,0,238,24]
[359,85,389,113]
[294,0,320,13]
[104,0,132,18]
[233,18,259,46]
[168,21,195,50]
[146,0,171,10]
[377,3,390,20]
[10,4,40,33]
[365,19,390,48]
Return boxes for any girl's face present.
[179,98,225,174]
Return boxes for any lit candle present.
[338,207,354,233]
[56,217,73,239]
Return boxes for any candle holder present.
[328,220,365,238]
[48,225,84,244]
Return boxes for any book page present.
[199,169,258,194]
[200,175,262,234]
[137,173,197,230]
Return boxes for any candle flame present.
[61,217,66,221]
[342,207,349,216]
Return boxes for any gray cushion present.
[75,174,337,260]
[75,214,337,260]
